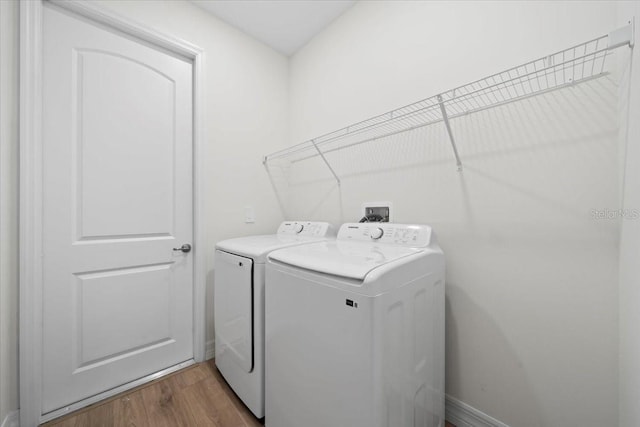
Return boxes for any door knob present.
[173,243,192,253]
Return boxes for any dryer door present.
[214,250,254,373]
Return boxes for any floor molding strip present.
[205,338,215,360]
[0,410,19,427]
[445,395,510,427]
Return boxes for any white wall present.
[617,3,640,427]
[284,2,622,426]
[1,0,289,420]
[0,0,19,424]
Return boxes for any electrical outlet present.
[361,202,392,222]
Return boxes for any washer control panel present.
[337,223,432,247]
[277,221,334,237]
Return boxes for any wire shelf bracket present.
[264,22,634,176]
[311,139,341,185]
[437,94,463,172]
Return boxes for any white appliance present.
[265,223,445,427]
[214,221,335,418]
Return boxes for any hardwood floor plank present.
[169,363,213,391]
[42,361,455,427]
[208,361,263,427]
[180,376,245,427]
[113,392,149,427]
[59,401,114,427]
[88,403,115,427]
[140,381,196,427]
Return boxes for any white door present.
[41,4,194,413]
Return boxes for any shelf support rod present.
[437,95,463,172]
[311,139,341,185]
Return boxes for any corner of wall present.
[617,4,640,427]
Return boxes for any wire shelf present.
[264,23,634,176]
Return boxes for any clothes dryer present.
[265,223,445,427]
[214,221,334,418]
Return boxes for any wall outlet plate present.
[244,206,255,223]
[361,201,392,222]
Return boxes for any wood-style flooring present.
[43,360,455,427]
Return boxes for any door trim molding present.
[20,1,206,425]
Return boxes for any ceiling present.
[190,0,356,56]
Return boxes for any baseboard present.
[445,395,510,427]
[205,339,215,360]
[1,410,19,427]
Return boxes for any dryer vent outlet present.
[361,203,391,223]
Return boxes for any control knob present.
[293,224,304,233]
[370,227,384,240]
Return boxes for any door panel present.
[42,4,193,413]
[74,263,174,367]
[214,250,254,373]
[76,50,175,239]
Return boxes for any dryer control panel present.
[277,221,334,237]
[337,223,433,247]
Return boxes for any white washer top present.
[267,223,437,280]
[215,221,334,263]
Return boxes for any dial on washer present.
[370,227,384,240]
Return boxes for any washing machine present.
[214,221,334,418]
[265,222,445,427]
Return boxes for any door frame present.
[19,0,206,424]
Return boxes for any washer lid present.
[268,240,424,280]
[216,234,330,262]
